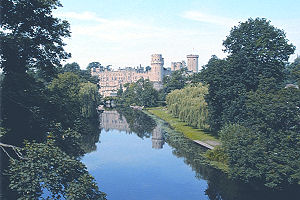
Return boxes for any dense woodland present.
[0,0,106,199]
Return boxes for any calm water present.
[1,108,299,199]
[82,109,299,200]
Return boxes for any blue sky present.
[55,0,300,69]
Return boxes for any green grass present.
[146,107,228,173]
[146,107,219,143]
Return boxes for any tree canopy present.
[1,0,70,75]
[166,83,209,130]
[117,78,159,107]
[202,18,295,131]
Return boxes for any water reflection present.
[100,110,131,132]
[93,109,300,200]
[152,125,164,149]
[100,109,164,149]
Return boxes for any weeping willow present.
[166,83,209,130]
[79,82,101,118]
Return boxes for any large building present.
[91,54,198,97]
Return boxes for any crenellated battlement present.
[151,54,164,65]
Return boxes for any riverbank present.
[145,107,228,172]
[146,107,220,145]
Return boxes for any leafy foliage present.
[202,18,295,131]
[117,78,159,107]
[160,68,187,100]
[0,0,105,197]
[79,82,101,118]
[87,62,103,71]
[166,83,209,130]
[9,140,106,200]
[285,56,300,85]
[221,80,300,188]
[0,0,70,75]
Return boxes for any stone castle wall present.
[92,54,199,97]
[92,54,164,97]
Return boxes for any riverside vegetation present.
[117,18,300,190]
[0,0,106,199]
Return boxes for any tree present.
[48,72,82,127]
[87,62,102,71]
[118,78,159,107]
[166,83,210,130]
[1,0,70,75]
[8,140,106,200]
[200,56,232,131]
[163,68,187,95]
[78,82,101,118]
[223,18,295,88]
[220,77,300,189]
[0,0,71,139]
[203,18,295,131]
[63,62,81,73]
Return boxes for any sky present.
[55,0,300,70]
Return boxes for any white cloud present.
[182,10,238,27]
[56,11,229,69]
[55,11,108,23]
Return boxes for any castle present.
[91,54,199,97]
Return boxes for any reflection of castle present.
[100,110,165,149]
[100,110,131,132]
[152,125,164,149]
[91,54,199,97]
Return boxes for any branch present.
[0,142,27,160]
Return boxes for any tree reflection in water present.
[100,108,164,149]
[0,115,106,199]
[152,115,300,200]
[99,109,298,200]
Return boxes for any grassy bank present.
[146,107,219,144]
[146,107,228,173]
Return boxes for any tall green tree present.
[63,62,81,73]
[79,82,101,118]
[285,56,300,85]
[0,0,71,137]
[162,68,187,97]
[223,18,295,88]
[118,78,159,107]
[87,62,103,71]
[203,18,295,131]
[1,0,70,75]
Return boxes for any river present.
[81,109,298,200]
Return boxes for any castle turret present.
[150,54,164,82]
[187,54,199,73]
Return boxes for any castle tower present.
[187,54,199,73]
[150,54,164,82]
